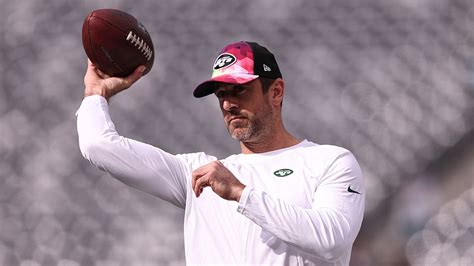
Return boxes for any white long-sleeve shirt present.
[76,95,365,265]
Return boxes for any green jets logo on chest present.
[273,168,294,177]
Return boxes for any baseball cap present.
[193,41,282,98]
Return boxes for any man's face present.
[214,79,274,142]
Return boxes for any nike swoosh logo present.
[347,185,361,195]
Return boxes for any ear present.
[270,78,285,107]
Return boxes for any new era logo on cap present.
[193,41,283,98]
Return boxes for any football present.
[82,9,154,77]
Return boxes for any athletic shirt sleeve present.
[237,148,365,262]
[76,95,199,208]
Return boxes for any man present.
[77,41,365,265]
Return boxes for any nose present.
[221,96,239,111]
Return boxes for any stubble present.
[227,101,274,142]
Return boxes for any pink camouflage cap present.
[193,41,282,98]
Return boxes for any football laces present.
[126,31,153,61]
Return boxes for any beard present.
[226,102,274,142]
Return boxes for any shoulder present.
[300,141,353,160]
[176,152,218,169]
[299,142,360,174]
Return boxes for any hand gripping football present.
[82,9,154,77]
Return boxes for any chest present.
[228,156,319,208]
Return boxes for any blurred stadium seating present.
[0,0,472,265]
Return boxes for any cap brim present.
[193,73,259,98]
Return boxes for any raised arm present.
[76,61,188,208]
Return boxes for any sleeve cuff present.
[75,95,107,116]
[237,186,253,214]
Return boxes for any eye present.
[233,85,246,94]
[214,90,225,98]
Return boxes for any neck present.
[240,126,301,154]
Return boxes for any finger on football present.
[84,64,102,89]
[86,59,97,76]
[96,68,110,79]
[123,65,146,86]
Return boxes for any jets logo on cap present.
[213,53,236,70]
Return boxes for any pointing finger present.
[192,170,203,196]
[193,174,209,197]
[191,172,198,192]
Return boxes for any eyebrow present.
[214,85,250,99]
[215,84,245,93]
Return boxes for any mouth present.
[227,116,246,124]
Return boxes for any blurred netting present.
[0,0,473,265]
[405,188,474,266]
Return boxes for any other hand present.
[192,161,246,201]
